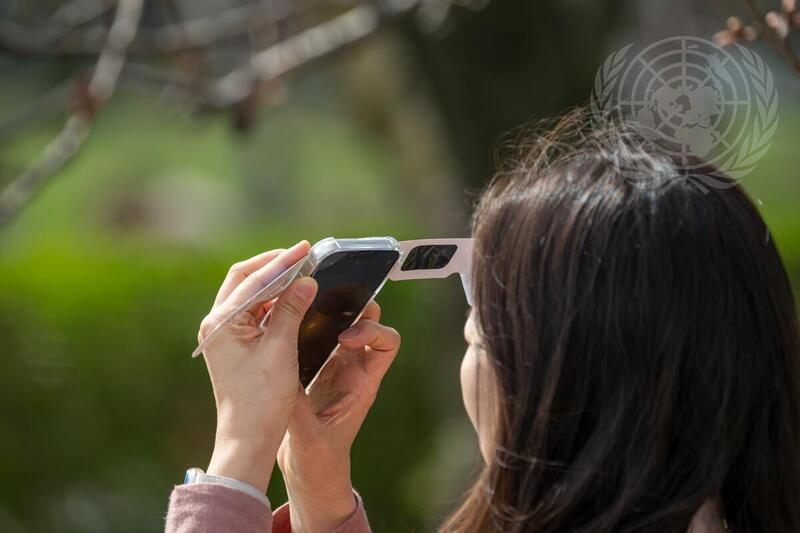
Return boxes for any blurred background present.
[0,1,798,531]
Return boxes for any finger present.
[338,320,400,377]
[338,320,399,353]
[221,241,311,312]
[213,249,284,308]
[359,300,381,322]
[261,277,318,352]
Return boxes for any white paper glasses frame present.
[391,238,474,306]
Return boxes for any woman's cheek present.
[461,344,498,464]
[460,345,480,439]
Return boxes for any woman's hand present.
[199,241,318,494]
[277,301,400,532]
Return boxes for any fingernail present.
[294,279,315,301]
[339,327,358,340]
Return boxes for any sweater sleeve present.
[165,484,371,533]
[271,491,371,533]
[166,483,271,533]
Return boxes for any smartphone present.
[295,237,402,388]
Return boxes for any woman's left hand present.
[277,301,400,532]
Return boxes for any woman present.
[165,111,800,532]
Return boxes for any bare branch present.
[51,2,422,109]
[717,0,800,77]
[0,0,145,226]
[143,0,297,52]
[208,2,419,107]
[0,0,114,49]
[743,0,800,76]
[0,0,304,55]
[50,0,113,28]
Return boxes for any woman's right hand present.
[198,241,318,494]
[277,301,400,532]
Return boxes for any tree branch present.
[716,0,800,77]
[0,0,144,226]
[0,0,305,55]
[207,1,423,107]
[744,0,800,76]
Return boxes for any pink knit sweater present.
[165,484,725,532]
[165,484,370,533]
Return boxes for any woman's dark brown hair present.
[443,110,800,532]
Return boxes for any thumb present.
[263,277,317,348]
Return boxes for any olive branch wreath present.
[589,43,632,133]
[712,44,779,181]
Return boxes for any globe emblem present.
[592,36,778,188]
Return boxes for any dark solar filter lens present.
[400,244,458,271]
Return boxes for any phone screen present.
[297,249,399,387]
